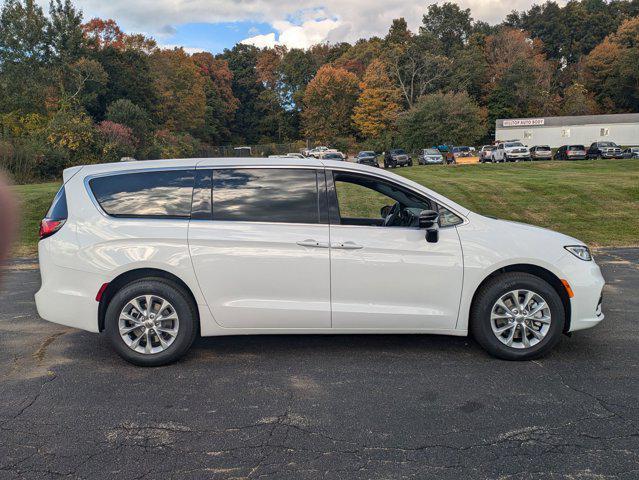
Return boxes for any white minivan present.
[36,158,605,366]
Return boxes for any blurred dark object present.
[0,172,18,269]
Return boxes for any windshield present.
[505,142,524,148]
[536,146,551,151]
[425,149,439,155]
[391,149,405,154]
[483,146,495,151]
[598,142,618,147]
[359,151,375,156]
[569,145,585,150]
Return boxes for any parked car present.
[319,152,345,161]
[306,146,330,158]
[555,145,587,160]
[355,151,379,167]
[36,157,605,366]
[452,146,472,158]
[418,148,444,165]
[384,149,412,168]
[269,153,306,159]
[622,147,639,159]
[491,142,531,162]
[479,145,495,163]
[587,141,623,159]
[530,145,553,161]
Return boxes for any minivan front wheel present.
[105,278,198,366]
[470,272,564,360]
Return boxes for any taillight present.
[39,219,65,240]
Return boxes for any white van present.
[36,158,604,366]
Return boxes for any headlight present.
[565,245,592,261]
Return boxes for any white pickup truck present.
[491,141,531,162]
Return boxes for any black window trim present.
[192,166,329,226]
[326,169,465,229]
[85,167,195,220]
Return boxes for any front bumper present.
[505,152,530,160]
[556,253,605,332]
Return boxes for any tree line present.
[1,0,638,181]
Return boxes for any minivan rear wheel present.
[105,278,198,366]
[470,272,564,360]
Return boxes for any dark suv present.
[587,141,623,159]
[384,149,412,168]
[355,151,379,167]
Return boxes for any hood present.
[469,212,586,250]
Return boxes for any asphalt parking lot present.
[1,249,638,480]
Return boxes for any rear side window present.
[212,168,320,224]
[89,170,194,218]
[46,186,68,220]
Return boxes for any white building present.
[495,113,639,148]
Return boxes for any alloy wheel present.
[119,294,180,354]
[490,289,551,349]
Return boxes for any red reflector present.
[39,219,65,240]
[96,283,109,302]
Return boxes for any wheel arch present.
[469,263,572,333]
[98,268,199,332]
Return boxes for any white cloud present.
[59,0,550,50]
[242,17,342,49]
[158,44,206,54]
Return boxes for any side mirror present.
[419,210,439,243]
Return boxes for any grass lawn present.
[9,159,639,256]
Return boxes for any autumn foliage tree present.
[582,17,639,112]
[352,60,402,147]
[192,52,239,144]
[302,64,359,142]
[149,48,206,134]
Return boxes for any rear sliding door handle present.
[296,239,329,248]
[332,241,364,250]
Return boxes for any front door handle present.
[332,241,363,250]
[297,239,329,248]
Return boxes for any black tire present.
[105,278,198,366]
[470,272,564,361]
[408,160,413,167]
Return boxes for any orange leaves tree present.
[149,48,206,135]
[352,59,402,148]
[192,52,239,144]
[302,64,359,143]
[582,17,639,112]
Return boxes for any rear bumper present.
[35,243,103,332]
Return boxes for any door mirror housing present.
[419,210,440,243]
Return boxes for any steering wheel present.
[383,202,402,227]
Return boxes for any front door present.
[327,170,463,331]
[188,167,331,329]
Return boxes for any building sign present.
[502,118,545,127]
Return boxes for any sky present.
[46,0,547,53]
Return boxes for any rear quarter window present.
[89,170,194,218]
[46,186,68,220]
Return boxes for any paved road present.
[1,249,638,479]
